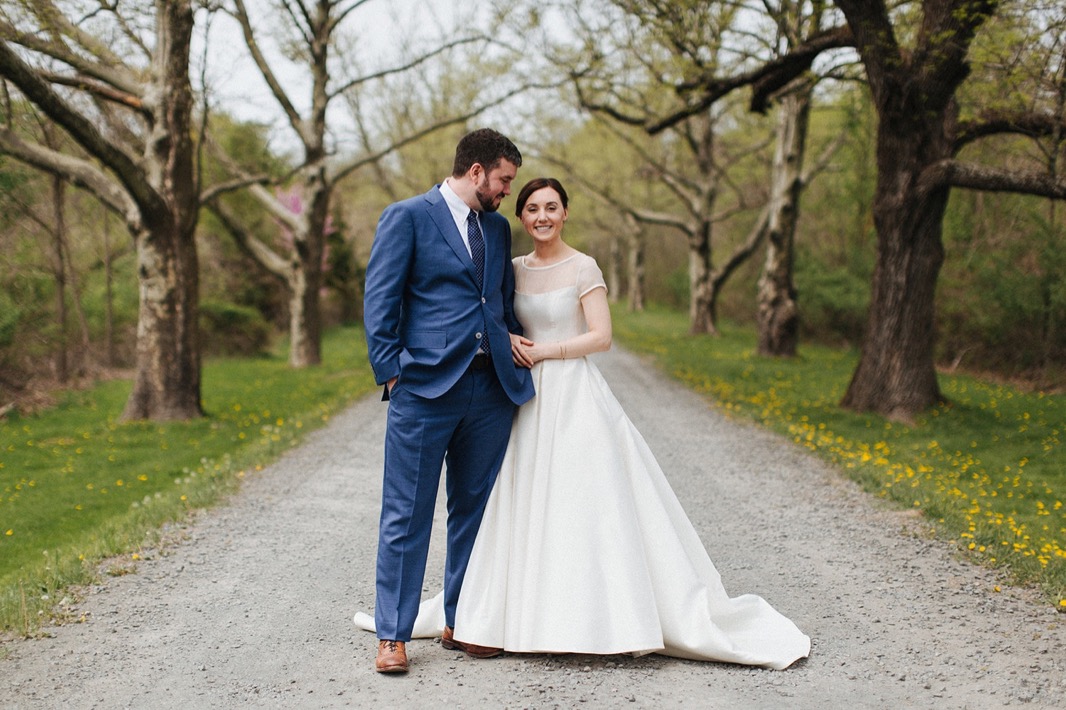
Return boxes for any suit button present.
[475,332,483,340]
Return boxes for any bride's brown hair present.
[515,177,569,217]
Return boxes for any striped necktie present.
[466,210,489,354]
[467,210,485,287]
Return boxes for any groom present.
[362,128,535,673]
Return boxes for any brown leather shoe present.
[441,625,502,659]
[375,639,408,673]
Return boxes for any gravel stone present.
[1,346,1063,708]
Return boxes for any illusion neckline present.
[519,252,581,270]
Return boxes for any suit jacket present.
[363,186,535,406]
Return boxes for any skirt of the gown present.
[458,356,809,669]
[355,356,810,670]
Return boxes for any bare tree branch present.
[326,0,376,35]
[0,40,159,213]
[348,91,401,201]
[591,116,701,209]
[204,198,292,280]
[200,172,275,203]
[914,0,999,109]
[0,14,142,98]
[282,0,317,42]
[329,80,566,184]
[535,150,694,235]
[38,71,145,111]
[955,110,1066,149]
[573,24,853,133]
[200,134,303,229]
[746,25,853,113]
[107,0,152,57]
[799,125,848,185]
[710,204,771,289]
[921,158,1066,198]
[249,179,307,232]
[328,35,486,99]
[229,0,310,146]
[0,126,135,218]
[832,0,900,102]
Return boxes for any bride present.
[357,177,811,670]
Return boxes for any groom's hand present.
[510,334,535,368]
[387,377,397,393]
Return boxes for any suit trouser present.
[374,365,516,641]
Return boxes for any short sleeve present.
[576,255,607,298]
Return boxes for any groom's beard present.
[475,178,504,212]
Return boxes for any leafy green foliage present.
[937,186,1066,382]
[794,252,870,346]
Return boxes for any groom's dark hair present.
[452,128,522,177]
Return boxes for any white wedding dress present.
[356,253,811,670]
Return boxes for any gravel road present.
[2,345,1064,709]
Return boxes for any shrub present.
[199,300,272,357]
[795,259,870,346]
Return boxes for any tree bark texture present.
[50,174,69,383]
[626,224,645,313]
[121,0,202,420]
[0,1,203,419]
[688,220,717,335]
[757,90,810,357]
[840,109,949,417]
[607,236,622,304]
[836,0,999,419]
[286,168,329,368]
[102,211,117,368]
[287,238,324,368]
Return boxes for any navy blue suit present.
[363,185,534,640]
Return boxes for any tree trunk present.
[122,214,202,420]
[0,1,202,418]
[287,172,328,368]
[688,222,716,335]
[103,208,116,368]
[121,0,202,420]
[607,236,622,304]
[1042,72,1064,374]
[50,174,69,382]
[62,225,93,374]
[287,258,323,367]
[757,90,810,357]
[841,107,948,418]
[626,227,645,313]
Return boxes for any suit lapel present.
[482,216,500,287]
[425,187,480,287]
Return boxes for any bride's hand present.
[510,333,535,368]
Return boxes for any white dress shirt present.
[439,179,480,258]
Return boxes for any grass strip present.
[612,307,1065,609]
[0,326,377,634]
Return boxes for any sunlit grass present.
[0,326,377,634]
[613,306,1065,609]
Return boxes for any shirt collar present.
[439,179,476,223]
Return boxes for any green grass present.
[0,326,377,634]
[612,306,1066,609]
